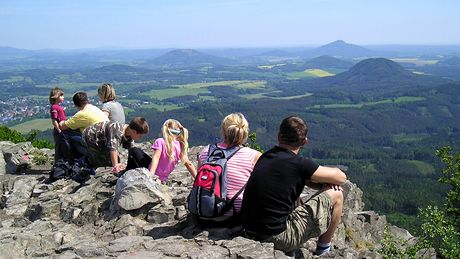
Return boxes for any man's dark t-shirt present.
[241,146,319,235]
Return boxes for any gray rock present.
[5,177,38,216]
[146,203,175,223]
[113,214,148,238]
[143,236,203,257]
[115,250,167,258]
[106,235,153,254]
[2,142,34,174]
[0,151,6,175]
[415,248,437,258]
[114,168,172,211]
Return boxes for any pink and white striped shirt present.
[199,143,258,217]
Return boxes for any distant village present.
[0,97,53,124]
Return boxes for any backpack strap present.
[225,182,247,215]
[206,143,241,163]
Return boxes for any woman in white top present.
[98,83,125,124]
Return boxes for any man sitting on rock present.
[59,91,108,158]
[82,117,149,175]
[241,116,346,256]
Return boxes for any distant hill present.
[0,46,37,59]
[304,55,354,69]
[307,58,446,92]
[93,64,150,73]
[254,49,296,58]
[418,56,460,80]
[437,56,460,66]
[147,49,234,66]
[302,40,376,58]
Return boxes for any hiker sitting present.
[126,119,196,181]
[81,117,149,175]
[59,91,108,159]
[192,113,261,226]
[241,116,346,256]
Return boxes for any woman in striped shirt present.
[198,113,262,223]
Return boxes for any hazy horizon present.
[1,0,459,50]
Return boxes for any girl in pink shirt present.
[49,87,67,160]
[149,119,196,181]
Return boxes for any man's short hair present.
[278,116,308,147]
[72,92,89,108]
[129,117,149,134]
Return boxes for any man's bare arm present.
[310,166,347,185]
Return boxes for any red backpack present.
[188,144,242,218]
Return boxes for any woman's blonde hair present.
[49,87,64,104]
[97,83,116,102]
[162,119,189,161]
[220,112,249,146]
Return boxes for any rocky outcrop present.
[0,141,423,258]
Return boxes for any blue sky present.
[0,0,459,49]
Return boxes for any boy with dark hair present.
[82,117,149,174]
[242,116,346,256]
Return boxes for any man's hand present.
[328,184,343,192]
[112,163,126,174]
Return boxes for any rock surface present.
[0,141,424,258]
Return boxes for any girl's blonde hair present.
[162,119,189,161]
[97,83,116,102]
[49,87,64,104]
[220,112,249,146]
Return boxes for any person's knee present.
[325,188,343,206]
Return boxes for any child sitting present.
[127,119,196,181]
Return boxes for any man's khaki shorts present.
[268,191,334,252]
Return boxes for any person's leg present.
[126,147,152,170]
[53,130,63,161]
[269,190,335,253]
[316,188,344,255]
[62,130,87,158]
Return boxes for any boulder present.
[114,168,172,211]
[2,142,34,174]
[4,177,38,216]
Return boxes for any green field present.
[142,87,210,100]
[404,160,436,176]
[142,80,267,100]
[175,80,264,89]
[0,76,33,83]
[257,64,286,69]
[240,91,312,100]
[393,133,431,143]
[287,69,335,79]
[391,58,439,66]
[140,102,183,111]
[11,119,53,134]
[310,96,426,109]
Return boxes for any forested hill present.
[302,58,447,92]
[146,49,234,67]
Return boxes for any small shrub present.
[31,150,49,166]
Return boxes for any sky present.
[1,0,459,50]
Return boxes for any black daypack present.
[188,144,243,218]
[49,157,93,184]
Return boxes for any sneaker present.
[315,244,331,256]
[71,167,91,184]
